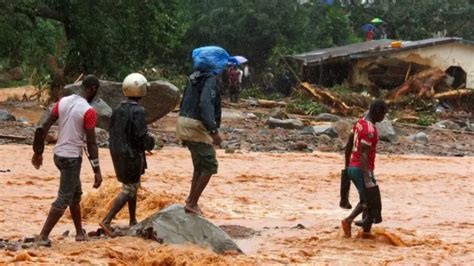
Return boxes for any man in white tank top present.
[32,75,103,245]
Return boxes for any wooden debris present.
[299,82,351,115]
[256,99,287,108]
[387,68,447,100]
[0,134,27,141]
[433,89,473,99]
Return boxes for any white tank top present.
[53,94,93,158]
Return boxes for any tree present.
[342,0,474,40]
[1,0,184,100]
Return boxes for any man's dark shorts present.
[183,141,218,176]
[348,166,376,203]
[52,155,82,210]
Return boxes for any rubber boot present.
[339,169,352,209]
[39,206,66,241]
[365,185,382,224]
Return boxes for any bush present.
[417,114,437,126]
[240,86,282,100]
[287,97,324,116]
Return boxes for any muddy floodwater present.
[0,145,472,264]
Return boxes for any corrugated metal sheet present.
[290,37,474,66]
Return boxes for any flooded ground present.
[0,145,472,264]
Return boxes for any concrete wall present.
[389,42,474,89]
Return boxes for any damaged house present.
[290,37,474,102]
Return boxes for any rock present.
[433,120,461,130]
[0,109,16,121]
[128,204,242,254]
[307,124,338,138]
[62,79,180,124]
[333,120,352,141]
[16,117,28,124]
[90,98,113,129]
[376,119,398,143]
[314,113,341,122]
[268,108,289,120]
[408,132,428,144]
[245,112,257,120]
[267,117,304,130]
[95,128,109,147]
[46,126,58,143]
[245,99,258,107]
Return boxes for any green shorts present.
[348,166,376,203]
[183,140,218,176]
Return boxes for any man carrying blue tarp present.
[176,46,238,215]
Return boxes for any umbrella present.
[234,55,248,64]
[370,17,384,24]
[361,23,376,33]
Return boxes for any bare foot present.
[75,233,87,242]
[99,221,115,238]
[33,234,52,247]
[129,220,137,226]
[184,205,202,216]
[341,219,351,238]
[361,232,374,239]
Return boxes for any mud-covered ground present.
[0,145,473,264]
[0,87,473,264]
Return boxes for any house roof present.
[290,37,474,66]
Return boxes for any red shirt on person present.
[349,118,378,171]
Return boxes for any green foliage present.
[240,86,281,100]
[344,0,474,40]
[1,0,473,95]
[417,114,437,126]
[287,97,325,116]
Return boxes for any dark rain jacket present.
[179,71,222,133]
[109,101,154,184]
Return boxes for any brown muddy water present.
[0,145,472,264]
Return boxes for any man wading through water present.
[177,46,238,215]
[31,75,102,245]
[341,100,387,238]
[99,73,155,237]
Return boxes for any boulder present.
[63,79,180,124]
[267,117,304,130]
[0,109,15,121]
[408,132,428,145]
[268,108,289,120]
[128,204,242,254]
[333,120,352,141]
[37,79,180,130]
[433,120,461,130]
[376,120,398,143]
[312,124,338,138]
[314,113,341,122]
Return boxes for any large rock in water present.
[128,204,242,254]
[37,79,180,129]
[62,79,180,125]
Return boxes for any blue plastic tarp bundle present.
[192,46,239,75]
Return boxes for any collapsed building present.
[289,37,474,111]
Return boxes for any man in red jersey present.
[32,75,102,246]
[341,99,387,238]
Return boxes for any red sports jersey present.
[349,118,378,171]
